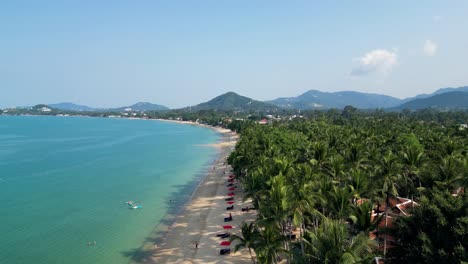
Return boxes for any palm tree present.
[348,168,372,199]
[376,151,401,208]
[305,219,376,263]
[435,155,464,191]
[326,185,354,220]
[255,225,289,264]
[230,222,260,263]
[243,166,269,209]
[285,178,322,258]
[400,145,425,196]
[349,201,382,234]
[326,154,346,180]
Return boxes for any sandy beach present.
[131,124,255,264]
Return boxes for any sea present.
[0,115,220,264]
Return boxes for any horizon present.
[2,1,468,108]
[12,85,467,109]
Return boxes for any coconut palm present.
[376,151,401,208]
[305,219,376,264]
[255,225,289,264]
[349,201,382,234]
[230,222,260,263]
[326,185,354,220]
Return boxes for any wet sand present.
[136,126,255,264]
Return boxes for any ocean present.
[0,115,219,264]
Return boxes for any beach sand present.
[134,125,255,264]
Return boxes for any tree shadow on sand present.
[121,247,155,263]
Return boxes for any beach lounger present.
[225,197,234,201]
[216,232,229,237]
[226,205,234,210]
[220,248,231,255]
[224,216,233,222]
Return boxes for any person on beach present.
[195,241,198,248]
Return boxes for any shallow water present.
[0,116,219,264]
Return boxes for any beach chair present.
[226,205,234,210]
[224,216,233,222]
[216,232,230,239]
[220,248,231,255]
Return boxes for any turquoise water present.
[0,116,219,264]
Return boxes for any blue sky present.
[1,1,467,108]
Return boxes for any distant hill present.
[112,102,169,112]
[49,102,95,111]
[48,102,169,112]
[395,91,468,110]
[268,90,402,109]
[190,92,277,111]
[402,86,468,102]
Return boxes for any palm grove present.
[226,109,468,264]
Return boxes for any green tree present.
[305,219,376,263]
[387,189,468,264]
[230,222,260,263]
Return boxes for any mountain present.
[49,102,95,111]
[268,90,402,109]
[402,86,468,102]
[395,91,468,110]
[48,102,169,112]
[190,92,277,111]
[112,102,169,112]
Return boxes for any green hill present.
[268,90,402,109]
[112,102,169,112]
[395,91,468,110]
[190,92,278,111]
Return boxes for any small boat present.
[126,201,142,209]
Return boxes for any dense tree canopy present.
[227,110,467,263]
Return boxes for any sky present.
[1,1,468,108]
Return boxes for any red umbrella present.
[220,241,231,246]
[227,193,235,197]
[227,201,235,204]
[228,187,235,191]
[228,175,234,178]
[223,225,233,229]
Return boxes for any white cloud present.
[351,49,397,76]
[423,40,437,56]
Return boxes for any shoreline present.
[128,121,254,264]
[139,124,254,263]
[5,115,251,262]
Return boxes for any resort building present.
[40,106,52,112]
[357,197,418,261]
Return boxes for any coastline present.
[2,115,251,263]
[128,122,254,264]
[133,124,255,264]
